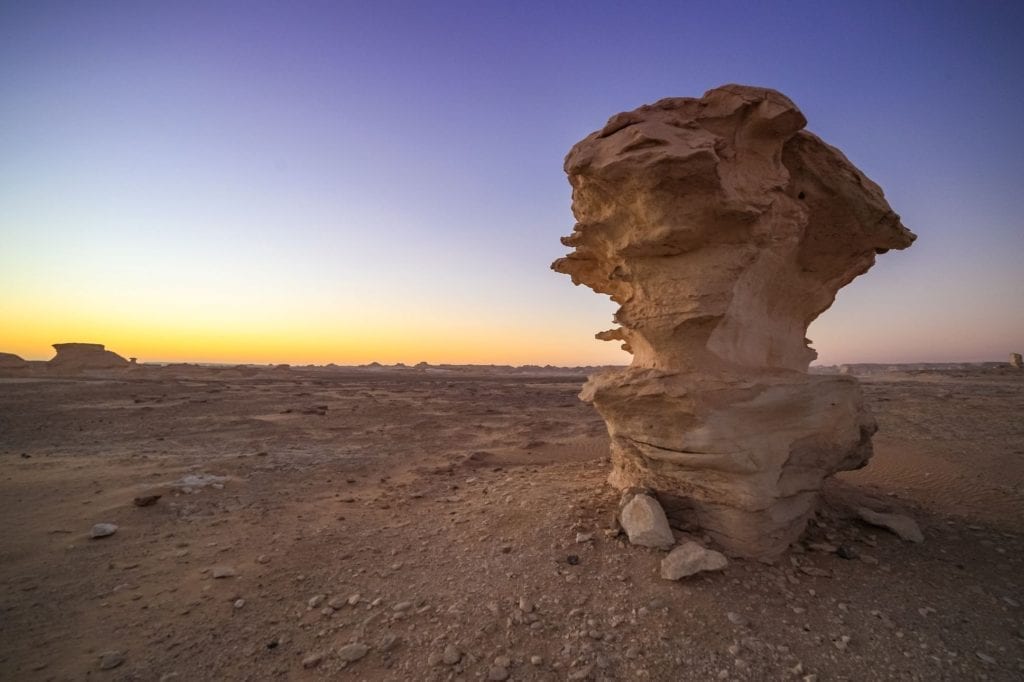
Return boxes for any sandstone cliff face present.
[49,343,129,370]
[553,85,915,558]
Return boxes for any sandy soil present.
[1,366,1021,681]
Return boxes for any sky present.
[1,1,1021,366]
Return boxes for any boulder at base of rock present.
[661,541,729,580]
[619,494,674,549]
[856,507,924,543]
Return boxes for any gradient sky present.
[1,1,1022,365]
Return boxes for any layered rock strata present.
[553,84,916,558]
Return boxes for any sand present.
[0,366,1021,680]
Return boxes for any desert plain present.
[0,362,1022,681]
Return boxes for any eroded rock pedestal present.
[553,85,916,558]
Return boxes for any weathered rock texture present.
[49,343,129,370]
[552,85,916,558]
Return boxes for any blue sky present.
[1,1,1021,364]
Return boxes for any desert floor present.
[1,367,1022,681]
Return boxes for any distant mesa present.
[0,352,28,369]
[49,343,129,370]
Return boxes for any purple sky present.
[1,1,1022,364]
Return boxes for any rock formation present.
[49,343,129,371]
[0,352,28,369]
[552,84,916,558]
[1011,353,1022,369]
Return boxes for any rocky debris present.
[211,566,237,579]
[552,84,915,558]
[1010,352,1023,369]
[49,343,129,371]
[337,642,369,663]
[619,494,674,549]
[661,541,729,580]
[98,651,125,670]
[132,494,161,507]
[488,664,510,680]
[856,508,924,543]
[90,523,118,539]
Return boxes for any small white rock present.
[90,523,118,539]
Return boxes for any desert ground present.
[1,365,1021,681]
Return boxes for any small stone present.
[834,635,851,651]
[567,555,580,565]
[975,651,996,664]
[90,523,118,539]
[726,612,747,626]
[575,532,594,543]
[211,566,236,579]
[233,599,245,609]
[337,642,369,663]
[328,596,347,609]
[661,541,728,580]
[133,494,161,507]
[836,545,858,560]
[393,601,413,612]
[256,554,270,564]
[494,655,512,667]
[619,494,674,549]
[347,593,361,605]
[519,596,534,613]
[308,594,325,608]
[530,655,544,665]
[856,508,923,543]
[488,665,510,681]
[302,652,324,668]
[379,633,401,652]
[98,651,124,670]
[442,644,462,665]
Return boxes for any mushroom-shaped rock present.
[553,84,916,558]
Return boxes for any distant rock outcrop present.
[553,85,916,558]
[0,352,28,369]
[49,343,129,370]
[1011,353,1023,369]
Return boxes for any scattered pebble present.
[90,523,118,539]
[98,651,125,670]
[211,566,236,579]
[442,645,462,665]
[301,652,324,668]
[337,642,369,663]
